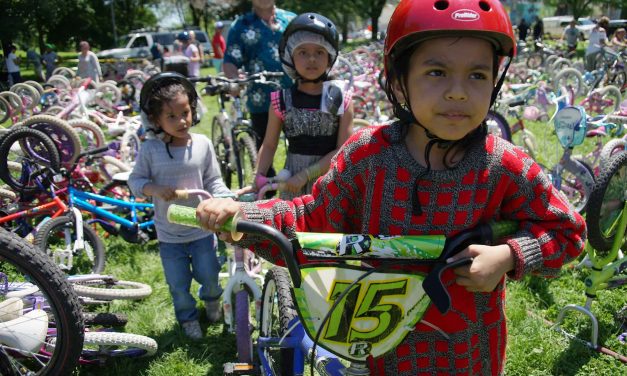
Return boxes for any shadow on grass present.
[522,275,556,309]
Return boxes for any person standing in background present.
[585,16,610,71]
[5,45,22,86]
[518,17,529,42]
[77,41,102,83]
[561,19,581,54]
[177,31,201,79]
[211,21,226,74]
[223,0,296,178]
[533,16,544,42]
[42,44,58,80]
[188,30,205,66]
[26,47,43,81]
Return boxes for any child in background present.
[128,72,231,340]
[197,0,586,373]
[254,13,353,199]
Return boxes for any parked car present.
[97,29,212,60]
[543,16,596,40]
[607,19,627,38]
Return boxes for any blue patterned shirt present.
[224,8,296,114]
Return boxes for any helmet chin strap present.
[297,71,329,83]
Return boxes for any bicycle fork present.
[56,207,94,272]
[222,245,262,334]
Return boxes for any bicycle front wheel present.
[259,267,297,375]
[485,110,512,142]
[235,132,257,189]
[586,151,627,254]
[34,215,106,274]
[0,228,84,375]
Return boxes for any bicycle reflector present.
[553,106,587,148]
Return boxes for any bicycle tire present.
[72,279,152,300]
[586,151,627,254]
[0,228,84,375]
[80,331,158,358]
[235,290,253,363]
[95,82,122,110]
[67,118,107,150]
[211,116,232,187]
[599,138,627,168]
[485,110,512,142]
[0,127,61,194]
[19,114,82,166]
[10,82,40,110]
[24,80,44,94]
[119,131,140,166]
[0,95,10,124]
[553,68,583,98]
[34,215,106,274]
[526,52,543,69]
[259,267,297,375]
[83,312,128,327]
[51,67,76,79]
[0,90,23,114]
[557,159,594,213]
[235,132,257,189]
[98,155,132,182]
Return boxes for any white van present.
[543,16,595,40]
[97,29,212,60]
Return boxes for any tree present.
[545,0,627,20]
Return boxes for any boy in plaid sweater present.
[196,0,586,374]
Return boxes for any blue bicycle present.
[34,147,155,274]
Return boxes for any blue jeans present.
[159,235,223,323]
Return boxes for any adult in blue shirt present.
[223,0,295,163]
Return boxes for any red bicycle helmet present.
[384,0,516,74]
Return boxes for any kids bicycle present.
[554,150,627,362]
[0,227,85,375]
[33,147,155,274]
[191,71,284,189]
[172,188,265,369]
[168,203,517,375]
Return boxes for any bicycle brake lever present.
[422,257,473,314]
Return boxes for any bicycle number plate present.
[553,106,587,148]
[293,265,430,362]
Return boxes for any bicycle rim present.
[0,228,84,375]
[235,290,252,363]
[34,215,106,274]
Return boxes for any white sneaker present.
[182,320,203,340]
[205,300,222,323]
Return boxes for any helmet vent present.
[479,1,491,11]
[434,0,449,10]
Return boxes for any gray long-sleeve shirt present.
[128,133,231,243]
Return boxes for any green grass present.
[63,65,625,375]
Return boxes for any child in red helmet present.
[197,0,585,374]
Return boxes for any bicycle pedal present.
[223,362,258,375]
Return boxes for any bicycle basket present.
[553,106,587,148]
[293,264,431,362]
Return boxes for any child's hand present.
[283,173,307,193]
[152,186,177,201]
[447,244,515,293]
[196,198,241,241]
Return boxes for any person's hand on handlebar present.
[446,244,515,293]
[196,197,242,241]
[283,171,308,194]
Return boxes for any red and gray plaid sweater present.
[239,122,586,375]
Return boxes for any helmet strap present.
[490,57,513,106]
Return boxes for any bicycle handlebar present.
[190,71,284,96]
[167,204,517,313]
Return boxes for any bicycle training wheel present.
[259,267,297,375]
[34,215,106,274]
[0,228,84,375]
[0,127,61,194]
[586,151,627,254]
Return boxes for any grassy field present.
[22,64,621,375]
